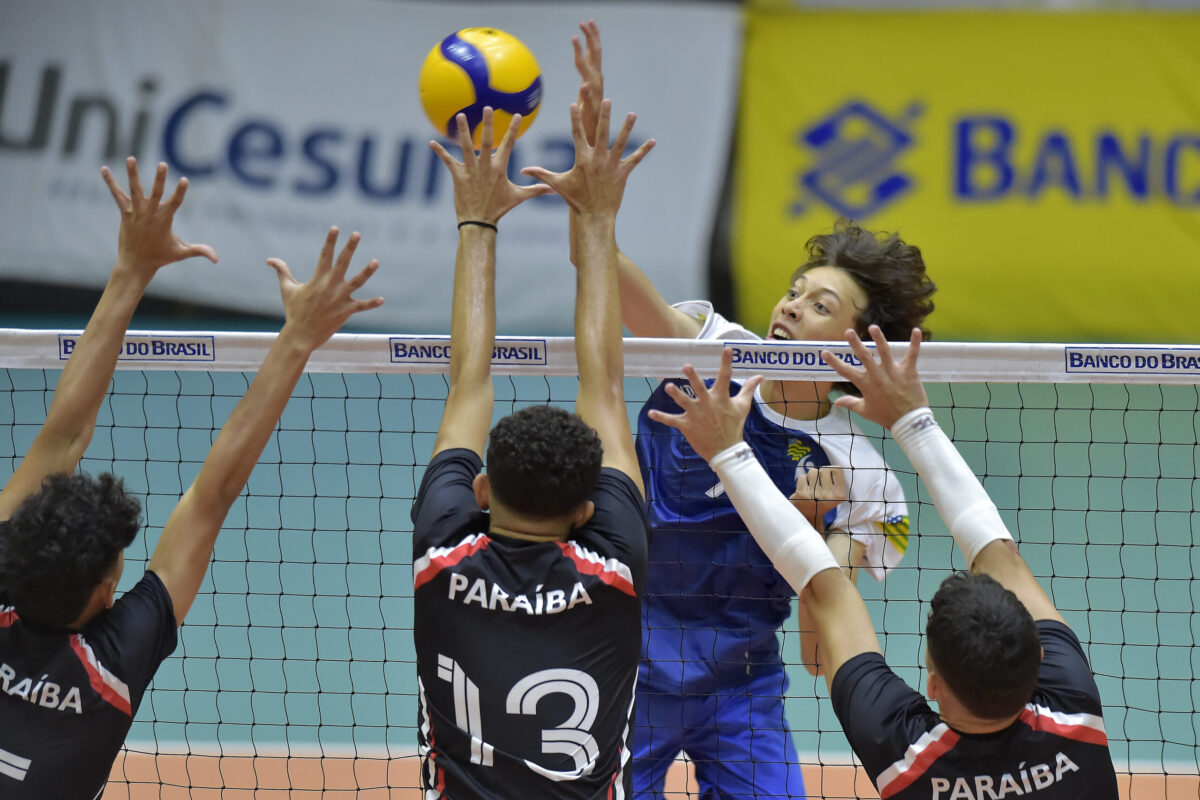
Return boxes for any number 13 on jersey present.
[436,654,602,781]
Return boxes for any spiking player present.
[649,328,1120,799]
[0,157,383,800]
[412,103,653,798]
[570,20,936,797]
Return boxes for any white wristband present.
[891,408,1013,566]
[710,442,841,593]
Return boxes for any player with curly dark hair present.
[0,158,383,800]
[411,104,652,798]
[485,405,603,519]
[570,23,936,798]
[2,473,141,628]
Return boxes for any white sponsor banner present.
[0,0,741,333]
[8,330,1200,385]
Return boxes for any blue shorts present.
[632,668,808,799]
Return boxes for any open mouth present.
[768,325,792,341]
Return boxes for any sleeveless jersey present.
[638,302,908,693]
[0,571,178,800]
[831,621,1119,799]
[412,449,649,799]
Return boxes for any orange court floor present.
[104,753,1198,799]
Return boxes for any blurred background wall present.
[1,0,1197,341]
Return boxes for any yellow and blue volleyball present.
[418,28,542,149]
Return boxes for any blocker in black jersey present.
[0,571,177,800]
[832,620,1119,800]
[412,448,649,799]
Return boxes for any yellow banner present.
[734,12,1200,342]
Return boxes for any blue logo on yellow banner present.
[791,101,922,219]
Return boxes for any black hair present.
[795,219,936,395]
[0,473,141,627]
[486,405,603,519]
[926,572,1041,720]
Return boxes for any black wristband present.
[457,220,497,233]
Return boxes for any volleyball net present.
[1,329,1197,799]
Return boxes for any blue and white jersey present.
[637,301,909,693]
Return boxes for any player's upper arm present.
[432,383,493,460]
[146,486,226,626]
[616,251,704,340]
[576,386,644,498]
[0,431,89,521]
[801,567,883,693]
[972,539,1066,624]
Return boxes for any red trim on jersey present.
[413,534,492,591]
[879,726,961,798]
[69,634,132,717]
[1020,705,1109,747]
[557,542,636,597]
[0,607,17,628]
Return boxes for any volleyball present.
[418,28,543,149]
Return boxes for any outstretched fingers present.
[495,111,523,164]
[148,162,168,207]
[331,231,361,280]
[348,259,384,312]
[478,107,496,159]
[100,165,131,212]
[266,257,298,291]
[126,157,144,204]
[593,98,613,156]
[610,112,636,164]
[453,113,476,166]
[315,226,340,277]
[181,241,219,264]
[162,175,190,214]
[622,137,656,175]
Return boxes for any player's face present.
[766,266,866,343]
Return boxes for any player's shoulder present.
[672,300,759,342]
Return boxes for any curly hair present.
[0,472,141,627]
[793,219,936,395]
[486,405,604,519]
[926,572,1041,720]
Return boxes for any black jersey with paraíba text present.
[831,620,1119,799]
[412,449,649,799]
[0,571,178,800]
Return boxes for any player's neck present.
[488,519,570,543]
[760,378,833,421]
[938,706,1022,735]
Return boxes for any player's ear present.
[926,669,941,703]
[571,500,595,529]
[473,472,491,510]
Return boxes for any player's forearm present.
[709,442,840,594]
[616,251,699,339]
[573,212,622,395]
[890,408,1013,567]
[447,226,496,391]
[38,263,152,454]
[187,327,312,509]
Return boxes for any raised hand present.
[573,19,604,147]
[266,227,383,351]
[430,107,552,226]
[821,325,929,429]
[790,466,847,531]
[101,157,218,277]
[523,100,654,219]
[647,347,764,463]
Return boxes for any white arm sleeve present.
[710,442,841,593]
[890,407,1013,566]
